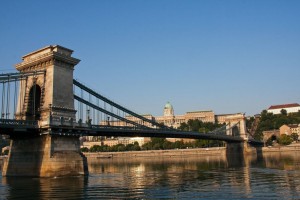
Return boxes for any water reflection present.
[263,152,300,170]
[1,153,300,199]
[1,176,87,200]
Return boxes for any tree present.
[178,122,189,131]
[278,134,293,145]
[81,147,89,152]
[246,117,255,132]
[132,143,141,151]
[254,109,300,140]
[90,145,101,152]
[291,133,299,142]
[281,109,287,116]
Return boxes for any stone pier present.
[2,134,88,177]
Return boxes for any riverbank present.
[262,143,300,152]
[84,147,226,159]
[84,144,300,159]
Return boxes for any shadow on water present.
[1,176,88,200]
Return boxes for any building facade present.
[86,102,246,146]
[104,102,245,129]
[82,137,150,148]
[280,124,300,136]
[267,103,300,115]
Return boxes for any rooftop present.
[186,110,213,114]
[268,103,300,110]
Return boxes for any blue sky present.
[0,0,299,116]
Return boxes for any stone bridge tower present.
[2,45,87,177]
[224,113,248,139]
[15,45,80,125]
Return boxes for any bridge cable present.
[19,77,23,119]
[6,77,10,119]
[33,81,36,119]
[96,98,100,124]
[13,79,17,118]
[1,82,6,119]
[73,79,171,130]
[80,88,83,120]
[74,94,150,129]
[23,77,28,118]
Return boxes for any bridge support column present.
[2,134,88,177]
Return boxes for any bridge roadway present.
[0,119,262,145]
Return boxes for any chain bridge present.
[0,45,262,177]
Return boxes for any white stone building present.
[267,103,300,115]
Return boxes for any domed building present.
[103,101,244,129]
[163,102,174,117]
[95,102,246,145]
[155,102,215,128]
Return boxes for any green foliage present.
[281,109,287,116]
[89,145,110,152]
[142,138,169,150]
[278,134,293,145]
[80,147,89,152]
[83,137,224,153]
[178,122,189,131]
[290,133,299,142]
[246,117,255,132]
[254,110,300,140]
[141,138,223,150]
[178,119,223,132]
[86,142,141,153]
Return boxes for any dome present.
[164,102,173,109]
[164,102,174,116]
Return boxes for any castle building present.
[105,102,244,129]
[91,102,245,146]
[154,102,215,128]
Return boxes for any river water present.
[1,152,300,199]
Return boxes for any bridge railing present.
[0,118,38,128]
[0,70,46,120]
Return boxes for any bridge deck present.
[0,119,263,145]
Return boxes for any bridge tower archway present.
[26,84,42,120]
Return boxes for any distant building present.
[82,137,151,149]
[82,141,102,149]
[267,103,300,115]
[91,102,247,145]
[117,137,150,146]
[105,102,244,129]
[279,124,300,136]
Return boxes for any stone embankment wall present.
[262,144,300,152]
[84,147,226,159]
